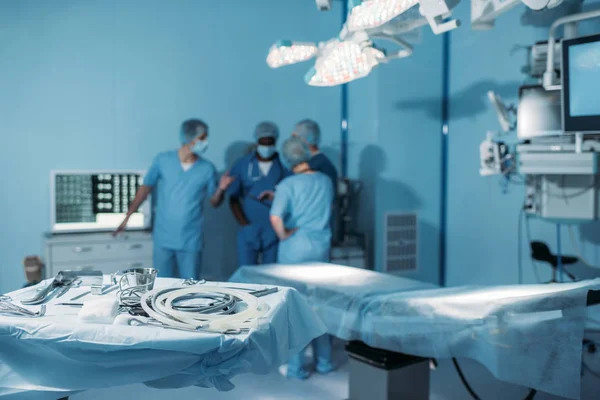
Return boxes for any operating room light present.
[304,40,381,86]
[266,40,319,68]
[347,0,419,33]
[366,45,387,61]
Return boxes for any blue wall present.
[348,28,444,284]
[446,1,600,286]
[0,0,342,294]
[3,0,596,293]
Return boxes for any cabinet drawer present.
[50,259,153,278]
[50,241,152,264]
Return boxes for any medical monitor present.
[517,85,563,139]
[562,33,600,133]
[50,170,151,233]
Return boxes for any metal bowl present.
[117,268,158,291]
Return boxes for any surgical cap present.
[281,137,311,169]
[294,119,321,145]
[254,121,279,140]
[180,119,208,144]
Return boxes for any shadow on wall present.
[202,141,253,281]
[416,220,440,284]
[354,145,423,270]
[395,80,521,120]
[321,145,343,243]
[580,221,600,246]
[577,221,600,277]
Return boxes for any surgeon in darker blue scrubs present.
[114,119,234,279]
[227,122,291,267]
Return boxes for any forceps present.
[0,295,46,318]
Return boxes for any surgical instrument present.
[70,284,118,301]
[70,291,91,301]
[124,316,251,335]
[140,286,269,333]
[56,279,82,299]
[250,287,279,297]
[183,278,207,285]
[167,292,237,314]
[21,272,72,305]
[117,268,158,307]
[0,296,46,317]
[199,286,277,297]
[70,269,145,302]
[22,270,102,305]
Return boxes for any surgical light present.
[266,40,319,68]
[346,0,418,33]
[366,45,387,61]
[304,40,381,86]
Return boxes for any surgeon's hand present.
[219,171,235,191]
[281,228,297,241]
[258,190,275,202]
[112,216,129,237]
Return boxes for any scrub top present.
[144,150,217,252]
[308,153,338,194]
[270,172,333,264]
[227,153,291,248]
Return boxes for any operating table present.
[230,262,600,400]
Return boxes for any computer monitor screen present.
[562,33,600,132]
[51,171,151,233]
[517,85,563,139]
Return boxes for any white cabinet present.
[44,231,153,278]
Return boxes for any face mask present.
[257,145,276,159]
[191,139,208,156]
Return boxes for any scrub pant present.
[237,230,278,266]
[153,246,202,280]
[287,334,335,379]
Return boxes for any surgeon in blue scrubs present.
[270,136,335,379]
[227,122,290,267]
[114,119,234,279]
[292,119,338,192]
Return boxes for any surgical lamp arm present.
[371,35,414,59]
[471,0,522,30]
[419,0,461,34]
[543,9,600,89]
